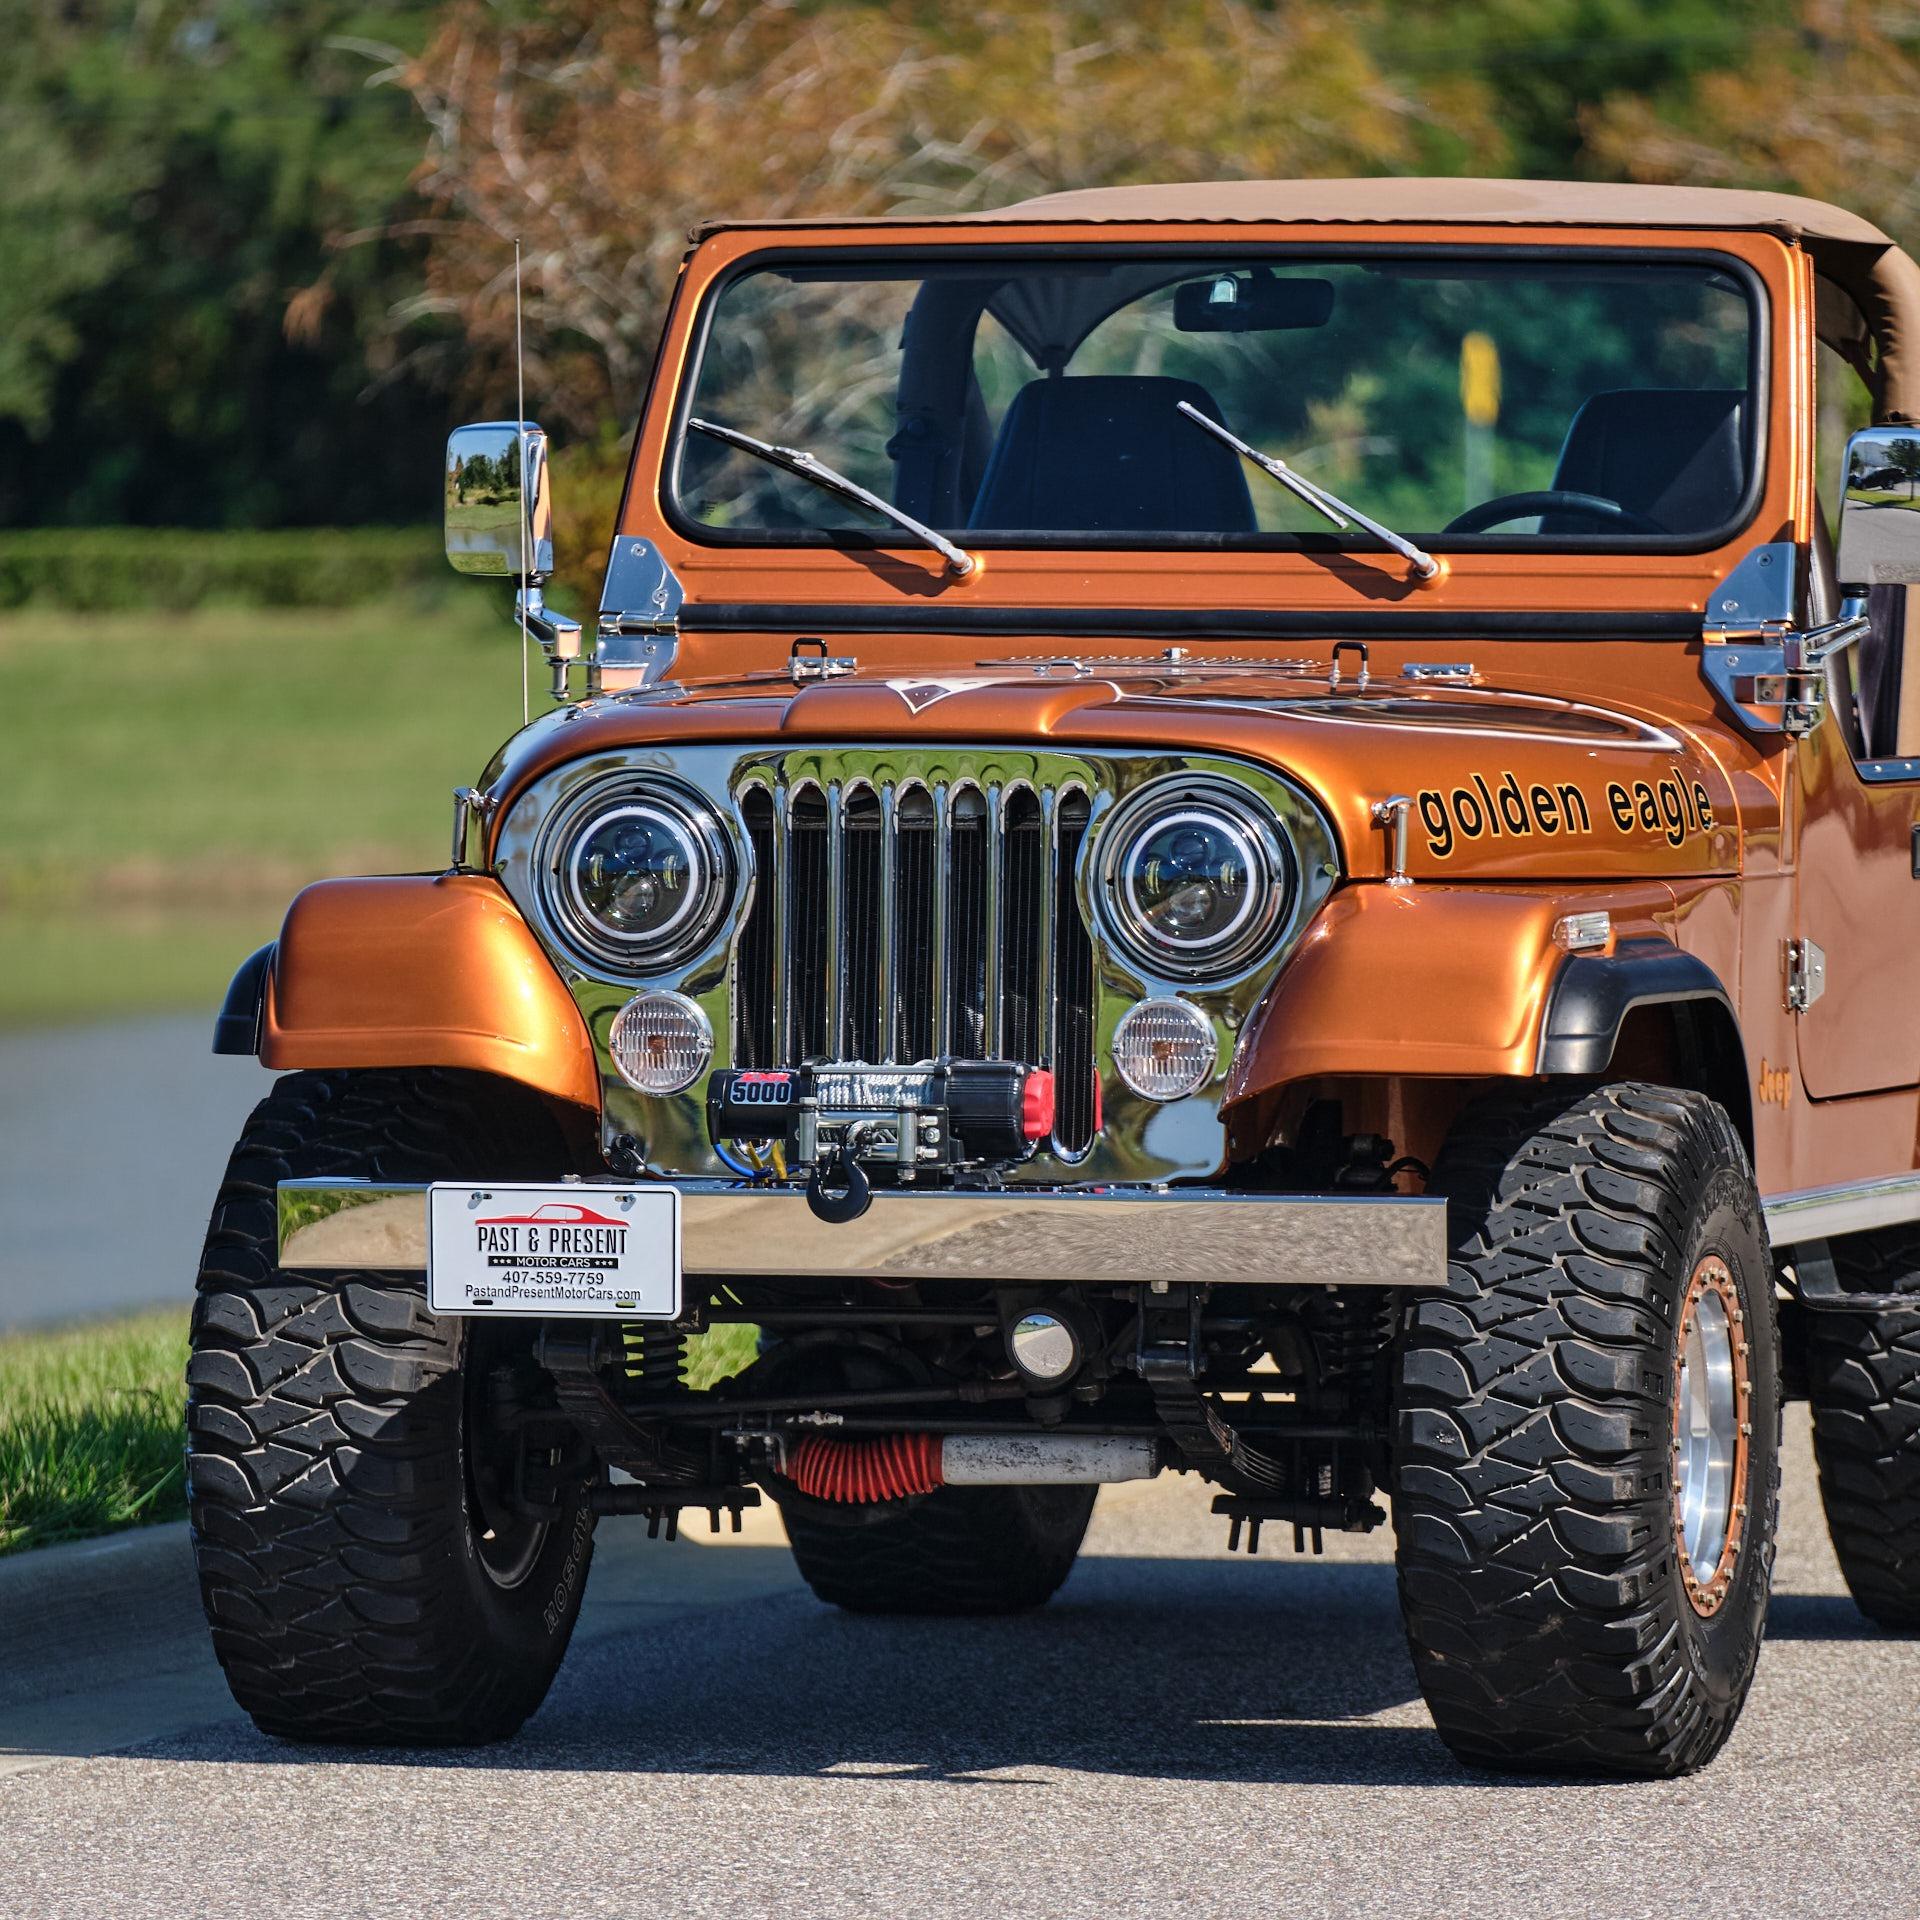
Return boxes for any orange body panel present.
[1224,884,1672,1095]
[262,875,599,1114]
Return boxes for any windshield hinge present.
[593,537,685,689]
[1700,543,1871,736]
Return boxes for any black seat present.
[1546,388,1746,534]
[967,375,1256,534]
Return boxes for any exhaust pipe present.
[781,1433,1157,1503]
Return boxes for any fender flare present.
[1222,888,1751,1142]
[1535,937,1739,1075]
[210,874,599,1115]
[213,942,274,1055]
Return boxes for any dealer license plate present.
[427,1183,681,1318]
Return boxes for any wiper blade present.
[1176,401,1438,582]
[688,418,978,579]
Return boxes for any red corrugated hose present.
[784,1432,944,1502]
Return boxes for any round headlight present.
[609,990,713,1094]
[1099,779,1292,978]
[543,779,732,973]
[1112,997,1216,1101]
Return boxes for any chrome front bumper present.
[277,1179,1446,1289]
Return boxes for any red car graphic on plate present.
[475,1201,626,1228]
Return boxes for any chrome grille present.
[733,774,1098,1156]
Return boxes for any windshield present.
[672,249,1759,553]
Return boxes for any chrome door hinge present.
[1786,937,1827,1014]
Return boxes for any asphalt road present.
[1,1409,1914,1920]
[0,1017,269,1330]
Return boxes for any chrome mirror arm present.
[1785,596,1871,673]
[516,586,584,700]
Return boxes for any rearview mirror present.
[1836,426,1920,591]
[1173,273,1335,334]
[444,420,555,581]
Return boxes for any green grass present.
[0,599,555,1025]
[684,1319,761,1390]
[0,1310,190,1556]
[0,1307,761,1557]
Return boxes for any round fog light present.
[609,990,713,1094]
[1112,997,1216,1102]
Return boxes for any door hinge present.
[1786,937,1827,1014]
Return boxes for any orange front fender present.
[1221,881,1684,1128]
[260,874,599,1115]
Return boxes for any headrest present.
[967,375,1257,534]
[1548,388,1747,534]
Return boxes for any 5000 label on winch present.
[426,1183,682,1318]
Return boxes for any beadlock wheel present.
[1673,1254,1751,1617]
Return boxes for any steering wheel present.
[1443,490,1666,535]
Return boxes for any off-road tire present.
[782,1484,1097,1615]
[188,1068,595,1745]
[1805,1228,1920,1628]
[1394,1083,1781,1777]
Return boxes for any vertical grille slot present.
[1052,790,1097,1156]
[734,786,776,1067]
[843,786,884,1062]
[948,785,988,1059]
[1001,786,1046,1065]
[788,786,831,1062]
[895,786,937,1062]
[732,768,1103,1153]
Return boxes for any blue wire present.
[712,1140,762,1181]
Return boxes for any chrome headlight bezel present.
[534,773,735,977]
[1093,774,1297,982]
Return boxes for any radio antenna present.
[514,236,531,729]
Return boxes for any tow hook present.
[806,1147,871,1224]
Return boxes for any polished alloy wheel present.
[1673,1252,1751,1616]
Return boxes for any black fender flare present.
[212,942,274,1055]
[1536,938,1739,1076]
[1536,933,1751,1144]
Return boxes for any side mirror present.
[1836,426,1920,592]
[444,420,555,581]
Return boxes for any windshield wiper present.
[1176,401,1438,582]
[688,418,978,579]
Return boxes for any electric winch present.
[707,1059,1055,1218]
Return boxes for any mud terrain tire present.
[1805,1228,1920,1628]
[783,1484,1096,1615]
[1394,1083,1781,1776]
[188,1068,595,1745]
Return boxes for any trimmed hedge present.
[0,527,449,611]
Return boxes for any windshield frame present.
[659,240,1771,562]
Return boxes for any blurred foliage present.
[0,0,449,529]
[1584,0,1920,239]
[0,526,446,611]
[0,0,1912,537]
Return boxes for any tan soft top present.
[991,178,1896,245]
[692,177,1920,421]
